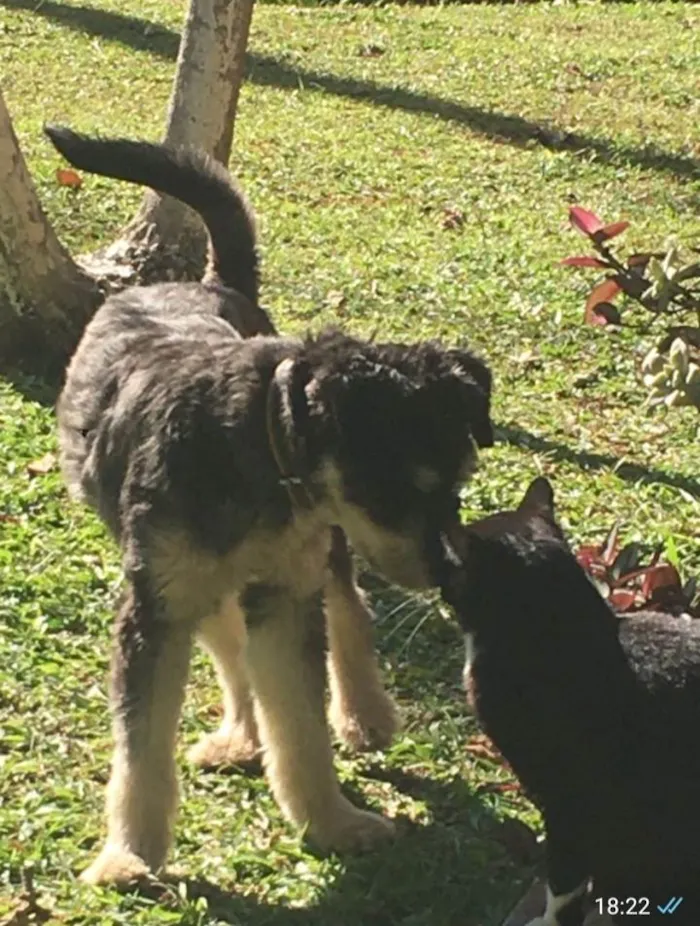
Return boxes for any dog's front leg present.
[325,529,399,752]
[243,582,395,852]
[188,595,261,771]
[82,581,192,886]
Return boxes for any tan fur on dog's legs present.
[244,584,395,852]
[326,530,399,751]
[188,595,261,770]
[82,585,192,886]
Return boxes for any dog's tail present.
[44,125,259,304]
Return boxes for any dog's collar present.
[266,359,316,510]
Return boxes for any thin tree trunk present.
[96,0,256,284]
[0,88,100,378]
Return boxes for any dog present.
[45,126,493,886]
[439,478,700,926]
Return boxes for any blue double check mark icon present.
[657,897,684,915]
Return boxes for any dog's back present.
[440,480,700,921]
[45,128,280,524]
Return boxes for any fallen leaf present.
[1,898,53,925]
[465,733,502,762]
[358,42,385,58]
[1,869,55,926]
[441,206,464,231]
[325,290,346,314]
[26,453,57,476]
[55,167,82,189]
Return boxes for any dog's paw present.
[329,689,399,752]
[81,845,153,887]
[187,728,262,772]
[309,804,395,853]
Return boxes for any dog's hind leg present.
[82,581,192,886]
[325,529,399,752]
[188,594,261,771]
[243,582,395,852]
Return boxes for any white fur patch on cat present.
[525,882,587,926]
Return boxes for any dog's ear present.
[267,358,314,503]
[323,354,418,434]
[518,477,555,517]
[446,349,494,449]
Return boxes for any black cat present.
[439,478,700,926]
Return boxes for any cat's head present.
[438,477,573,632]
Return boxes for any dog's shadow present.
[148,575,539,926]
[142,763,538,926]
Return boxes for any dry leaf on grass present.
[441,206,465,231]
[1,869,56,926]
[26,453,56,477]
[55,167,82,189]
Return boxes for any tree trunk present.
[0,88,100,379]
[96,0,256,285]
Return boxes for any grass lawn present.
[1,0,699,923]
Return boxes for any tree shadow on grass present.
[4,0,698,182]
[497,423,700,500]
[5,362,698,506]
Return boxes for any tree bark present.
[97,0,256,284]
[0,88,100,378]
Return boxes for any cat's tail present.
[44,125,259,305]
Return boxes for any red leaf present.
[609,588,640,612]
[576,544,603,569]
[594,220,630,242]
[560,256,609,269]
[491,781,521,794]
[584,279,622,325]
[569,206,604,237]
[641,564,681,598]
[627,253,658,269]
[56,167,83,189]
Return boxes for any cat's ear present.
[518,477,555,516]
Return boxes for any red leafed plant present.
[561,206,700,410]
[576,524,699,618]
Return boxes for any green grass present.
[1,0,699,923]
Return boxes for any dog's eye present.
[412,466,441,493]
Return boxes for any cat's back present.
[618,613,700,798]
[619,612,700,718]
